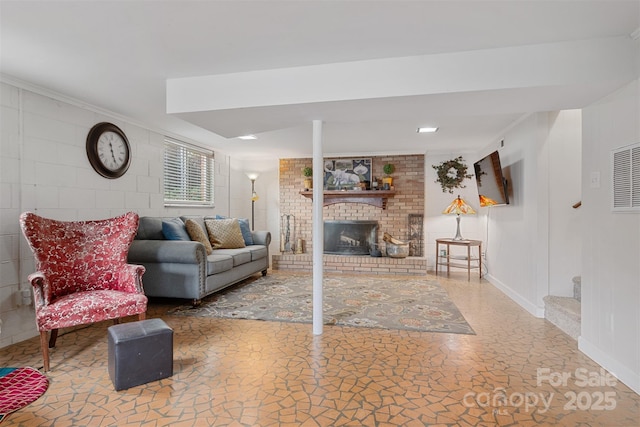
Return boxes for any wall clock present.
[86,122,131,179]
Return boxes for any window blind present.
[164,138,214,206]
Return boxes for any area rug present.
[168,274,475,334]
[0,367,49,423]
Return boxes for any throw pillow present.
[237,218,254,246]
[162,217,190,241]
[185,219,213,254]
[205,219,246,249]
[215,215,254,245]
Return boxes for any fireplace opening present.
[324,220,378,255]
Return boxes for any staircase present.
[543,276,581,340]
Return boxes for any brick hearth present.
[272,253,427,276]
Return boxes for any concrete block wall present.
[0,82,230,348]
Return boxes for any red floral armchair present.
[19,211,147,371]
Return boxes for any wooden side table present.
[435,238,482,280]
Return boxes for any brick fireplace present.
[273,154,426,275]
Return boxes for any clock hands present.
[109,141,117,165]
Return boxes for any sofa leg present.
[262,269,268,276]
[192,299,201,307]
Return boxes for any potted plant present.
[302,166,313,190]
[382,163,395,189]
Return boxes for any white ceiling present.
[1,1,639,161]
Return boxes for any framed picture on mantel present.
[323,158,372,190]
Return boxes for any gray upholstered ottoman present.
[108,318,173,390]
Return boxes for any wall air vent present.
[611,142,640,212]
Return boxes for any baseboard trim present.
[578,336,640,395]
[485,273,545,318]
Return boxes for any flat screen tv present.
[473,150,509,207]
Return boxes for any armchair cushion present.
[36,290,148,331]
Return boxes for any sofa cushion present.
[214,248,252,266]
[185,219,213,255]
[162,217,190,241]
[214,215,254,246]
[206,254,234,274]
[136,217,165,240]
[246,245,268,261]
[205,219,245,249]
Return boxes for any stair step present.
[543,295,581,340]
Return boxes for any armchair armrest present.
[27,271,48,306]
[128,240,207,264]
[117,264,146,294]
[251,231,271,246]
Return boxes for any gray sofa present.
[128,216,270,305]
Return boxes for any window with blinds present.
[164,138,214,206]
[611,142,640,212]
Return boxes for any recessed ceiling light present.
[238,135,257,140]
[417,127,439,133]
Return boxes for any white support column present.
[312,120,324,335]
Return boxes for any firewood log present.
[383,232,406,245]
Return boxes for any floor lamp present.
[247,173,259,230]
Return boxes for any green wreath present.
[432,156,473,193]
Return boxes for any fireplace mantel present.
[299,190,396,209]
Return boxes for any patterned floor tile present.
[0,271,638,426]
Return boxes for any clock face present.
[97,131,128,171]
[86,123,131,178]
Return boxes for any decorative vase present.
[304,178,313,190]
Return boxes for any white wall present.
[0,82,231,347]
[580,78,640,394]
[424,152,482,268]
[474,110,581,313]
[548,110,582,297]
[469,96,638,393]
[475,113,550,317]
[228,158,279,256]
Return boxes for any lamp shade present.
[443,195,476,215]
[479,195,497,207]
